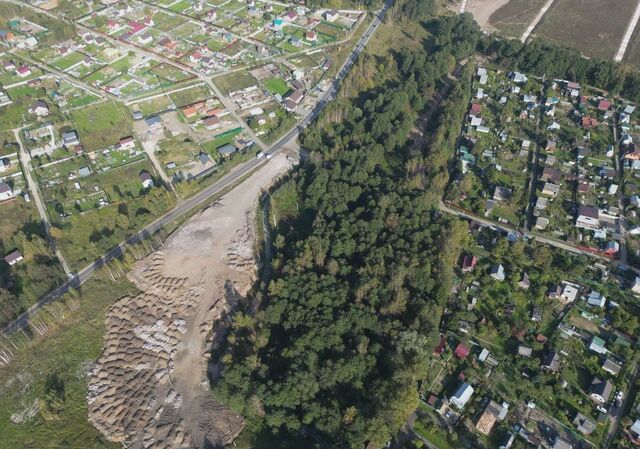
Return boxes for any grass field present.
[0,273,137,449]
[70,102,132,151]
[488,0,547,37]
[213,71,259,94]
[168,84,211,107]
[0,200,66,328]
[263,77,290,96]
[534,0,636,60]
[623,27,640,67]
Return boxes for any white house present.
[118,136,136,150]
[560,282,580,303]
[4,250,23,266]
[450,382,474,409]
[490,264,505,281]
[324,8,339,22]
[631,277,640,295]
[589,336,607,355]
[0,182,13,201]
[576,206,599,229]
[139,171,154,189]
[28,100,49,117]
[587,291,606,308]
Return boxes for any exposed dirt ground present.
[455,0,512,32]
[87,150,298,449]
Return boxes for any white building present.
[0,182,13,201]
[450,382,474,409]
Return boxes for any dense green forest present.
[215,14,479,449]
[215,7,640,449]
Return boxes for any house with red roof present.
[433,335,446,356]
[581,116,598,128]
[470,103,481,116]
[454,342,470,359]
[461,255,477,272]
[597,99,611,111]
[128,21,147,35]
[283,11,297,21]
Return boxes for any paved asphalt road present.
[1,0,393,337]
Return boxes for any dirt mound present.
[87,152,298,448]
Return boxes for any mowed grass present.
[534,0,636,60]
[263,77,290,96]
[70,102,132,151]
[489,0,547,37]
[0,273,137,449]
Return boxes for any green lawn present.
[70,102,132,151]
[263,77,290,96]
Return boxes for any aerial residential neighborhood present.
[5,1,640,449]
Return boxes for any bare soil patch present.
[87,151,298,449]
[465,0,512,32]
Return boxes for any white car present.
[256,152,264,159]
[265,153,272,160]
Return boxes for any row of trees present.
[215,14,480,449]
[485,31,640,102]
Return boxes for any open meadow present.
[534,0,636,60]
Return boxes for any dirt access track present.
[87,149,298,449]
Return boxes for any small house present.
[588,336,607,356]
[450,382,474,409]
[454,342,470,359]
[576,206,599,229]
[490,264,505,281]
[573,412,596,435]
[324,8,339,22]
[475,400,508,435]
[4,250,23,266]
[602,359,621,376]
[28,100,49,117]
[589,378,613,404]
[217,144,237,158]
[0,182,13,201]
[542,351,560,372]
[139,171,154,189]
[587,291,606,308]
[461,255,477,272]
[145,116,163,130]
[518,345,532,357]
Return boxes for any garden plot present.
[533,80,618,245]
[48,158,175,269]
[446,68,543,227]
[70,102,132,151]
[534,0,636,60]
[244,101,295,144]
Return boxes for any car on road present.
[256,152,264,159]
